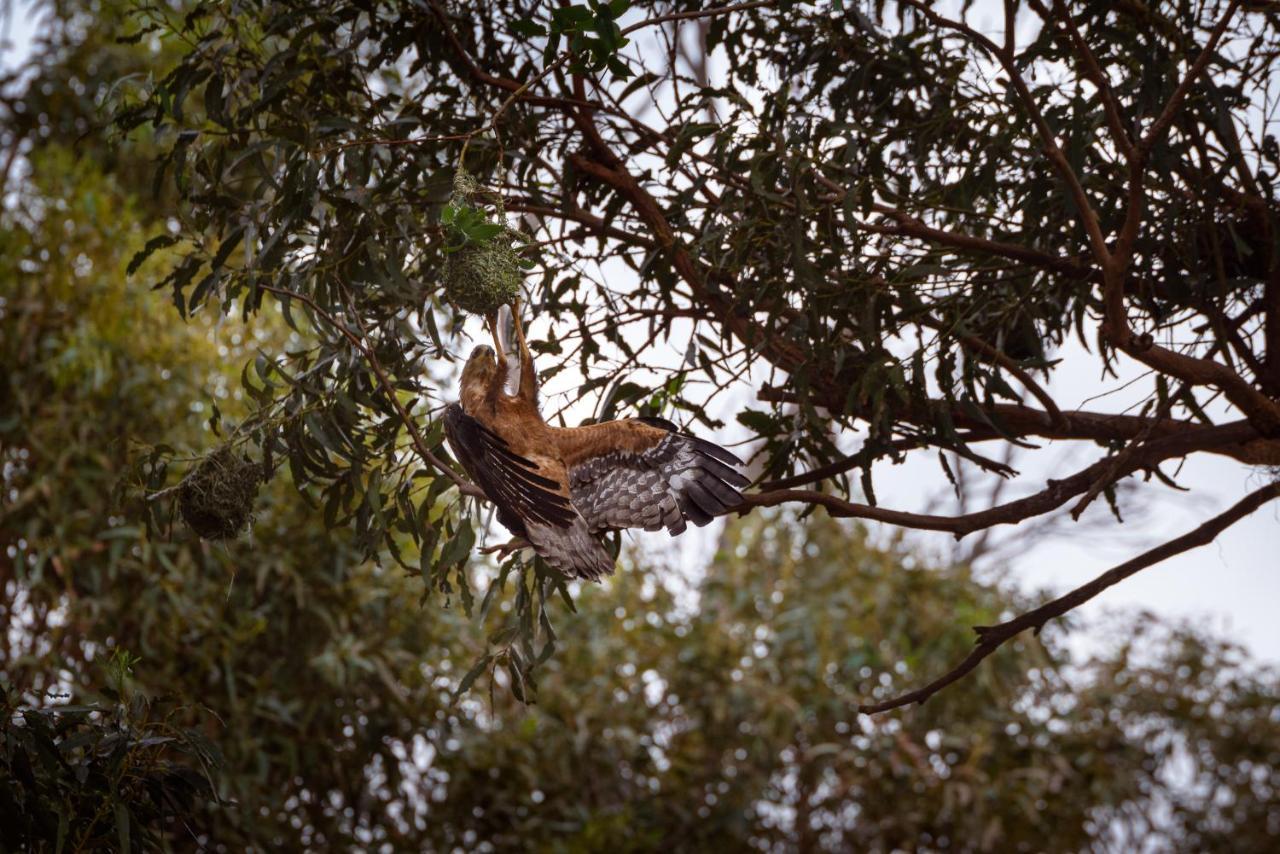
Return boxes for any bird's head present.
[459,344,499,407]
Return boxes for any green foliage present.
[78,0,1277,632]
[4,2,1280,848]
[546,1,635,78]
[1,665,218,853]
[429,515,1280,851]
[5,140,1276,845]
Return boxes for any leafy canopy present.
[3,8,1280,836]
[105,0,1280,705]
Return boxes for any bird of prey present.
[443,305,749,580]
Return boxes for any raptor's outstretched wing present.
[442,404,614,580]
[562,416,750,535]
[442,403,573,531]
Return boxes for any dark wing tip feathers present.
[637,418,751,525]
[669,426,748,516]
[563,417,749,537]
[443,403,576,530]
[689,435,746,469]
[636,414,680,433]
[696,453,751,490]
[675,494,716,527]
[681,480,723,523]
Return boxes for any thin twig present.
[898,0,1111,266]
[1138,0,1241,157]
[758,430,1005,491]
[1041,0,1135,158]
[619,0,779,36]
[958,334,1069,430]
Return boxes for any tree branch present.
[809,175,1095,281]
[899,0,1111,266]
[1096,1,1280,434]
[859,478,1280,714]
[1041,0,1135,158]
[739,421,1261,538]
[1137,0,1240,158]
[619,0,779,36]
[956,334,1069,430]
[757,386,1280,467]
[1113,0,1239,266]
[867,204,1094,281]
[505,200,655,249]
[758,430,1010,492]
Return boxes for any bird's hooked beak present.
[460,343,498,388]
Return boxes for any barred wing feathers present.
[563,417,750,535]
[442,404,613,580]
[442,403,574,531]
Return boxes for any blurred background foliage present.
[2,0,1279,850]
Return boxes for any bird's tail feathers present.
[525,516,615,581]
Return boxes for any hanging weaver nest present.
[178,446,263,540]
[442,240,522,315]
[440,170,522,316]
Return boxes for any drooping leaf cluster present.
[1,655,218,853]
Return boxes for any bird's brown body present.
[444,306,748,579]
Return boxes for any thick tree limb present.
[757,386,1280,467]
[859,479,1280,715]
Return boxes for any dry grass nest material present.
[442,240,522,315]
[178,447,263,540]
[441,169,522,316]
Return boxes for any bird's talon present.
[479,537,531,561]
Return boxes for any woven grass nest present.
[440,170,522,316]
[442,240,522,315]
[178,446,263,540]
